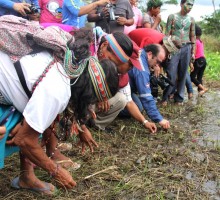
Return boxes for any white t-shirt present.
[118,83,132,103]
[0,50,71,133]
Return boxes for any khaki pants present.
[94,92,126,130]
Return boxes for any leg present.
[162,53,180,102]
[12,152,55,195]
[11,119,76,189]
[174,44,191,102]
[94,92,127,130]
[185,71,193,99]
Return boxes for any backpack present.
[0,15,75,63]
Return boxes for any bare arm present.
[126,101,157,134]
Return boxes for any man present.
[120,43,170,129]
[87,0,134,33]
[0,0,40,20]
[162,0,195,105]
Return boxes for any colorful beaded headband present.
[88,57,112,102]
[105,34,129,63]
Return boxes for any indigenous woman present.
[0,23,134,195]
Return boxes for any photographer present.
[0,0,40,21]
[87,0,134,33]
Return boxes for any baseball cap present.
[129,40,142,70]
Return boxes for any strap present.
[14,61,32,98]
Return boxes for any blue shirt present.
[0,0,39,17]
[62,0,87,28]
[128,49,163,123]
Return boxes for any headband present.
[104,34,129,63]
[88,57,112,102]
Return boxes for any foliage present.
[204,51,220,81]
[200,9,220,38]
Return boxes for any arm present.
[126,101,157,134]
[132,69,170,129]
[0,126,6,140]
[87,6,109,22]
[143,13,161,30]
[7,119,76,188]
[190,18,196,62]
[165,14,174,36]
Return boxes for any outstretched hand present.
[144,122,157,134]
[159,119,170,129]
[78,125,98,154]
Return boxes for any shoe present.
[11,177,56,195]
[55,159,81,171]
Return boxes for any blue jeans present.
[186,71,193,94]
[162,44,192,102]
[119,93,143,118]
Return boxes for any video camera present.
[150,73,173,98]
[25,3,40,15]
[105,3,118,21]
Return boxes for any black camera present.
[150,73,173,98]
[106,3,116,21]
[25,3,39,15]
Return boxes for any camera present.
[150,73,173,98]
[25,3,39,15]
[106,3,116,21]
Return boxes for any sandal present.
[11,177,57,195]
[57,142,72,152]
[55,159,81,171]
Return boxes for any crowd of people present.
[0,0,208,196]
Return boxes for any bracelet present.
[142,119,148,126]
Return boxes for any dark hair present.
[99,32,133,57]
[147,0,163,11]
[180,0,187,4]
[70,59,119,123]
[69,28,94,63]
[195,24,202,36]
[143,44,160,57]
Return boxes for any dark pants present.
[162,44,192,103]
[190,57,206,87]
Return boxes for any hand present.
[190,62,194,72]
[53,165,76,188]
[96,0,110,6]
[97,101,110,112]
[78,125,98,154]
[144,122,157,134]
[154,14,161,23]
[153,64,161,78]
[6,122,22,145]
[101,7,110,18]
[117,17,127,25]
[0,126,6,140]
[159,119,170,129]
[13,3,31,16]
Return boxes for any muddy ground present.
[0,80,219,200]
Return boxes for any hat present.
[129,40,143,70]
[163,36,182,54]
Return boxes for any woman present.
[142,0,163,33]
[0,27,121,195]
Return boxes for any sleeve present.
[0,0,14,9]
[118,83,132,103]
[64,0,80,17]
[32,0,40,8]
[142,13,150,25]
[134,70,163,122]
[126,1,134,19]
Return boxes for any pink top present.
[124,6,142,35]
[39,0,63,23]
[195,39,205,59]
